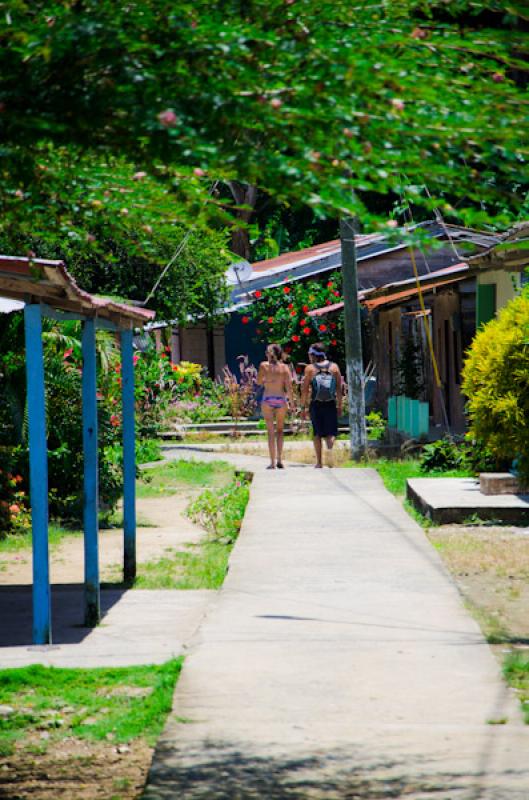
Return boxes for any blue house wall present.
[225,313,265,375]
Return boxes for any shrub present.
[462,292,529,482]
[419,435,499,475]
[420,437,464,472]
[366,410,386,441]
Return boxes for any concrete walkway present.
[145,456,529,800]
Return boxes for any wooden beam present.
[82,318,100,626]
[24,304,52,645]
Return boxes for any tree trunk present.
[227,181,258,260]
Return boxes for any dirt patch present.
[427,524,529,646]
[0,494,204,586]
[0,734,152,800]
[221,439,351,466]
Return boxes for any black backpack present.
[312,362,337,403]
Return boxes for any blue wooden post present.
[121,329,136,582]
[24,304,51,645]
[82,318,100,626]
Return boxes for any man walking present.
[301,343,343,468]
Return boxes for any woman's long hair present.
[267,343,283,364]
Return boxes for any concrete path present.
[145,456,529,800]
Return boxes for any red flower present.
[291,334,300,342]
[331,339,337,346]
[242,316,250,324]
[63,347,74,360]
[268,316,274,324]
[302,304,309,313]
[110,414,120,427]
[300,318,307,326]
[333,291,340,297]
[330,322,337,330]
[319,324,327,332]
[288,303,294,309]
[284,346,292,353]
[327,282,333,289]
[254,290,262,299]
[302,327,311,335]
[133,354,140,365]
[160,353,168,359]
[290,310,297,317]
[325,300,332,306]
[283,286,291,294]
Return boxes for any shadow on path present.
[143,741,527,800]
[0,585,125,648]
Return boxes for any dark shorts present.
[310,401,338,438]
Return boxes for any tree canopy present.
[1,1,528,307]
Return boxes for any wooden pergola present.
[0,255,155,644]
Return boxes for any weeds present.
[503,653,529,723]
[133,471,251,590]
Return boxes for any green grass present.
[137,458,234,498]
[503,653,529,723]
[0,659,182,757]
[343,457,472,527]
[134,476,250,589]
[344,457,472,496]
[0,523,82,554]
[133,541,231,589]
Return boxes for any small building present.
[158,221,497,378]
[308,223,529,433]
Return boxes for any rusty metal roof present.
[0,256,155,328]
[229,221,499,309]
[308,262,469,316]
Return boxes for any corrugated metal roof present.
[0,297,24,314]
[228,221,498,307]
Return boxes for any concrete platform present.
[407,477,529,524]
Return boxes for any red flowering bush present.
[245,271,345,365]
[0,461,30,535]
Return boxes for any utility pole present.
[340,217,367,460]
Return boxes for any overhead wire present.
[140,179,221,307]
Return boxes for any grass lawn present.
[137,458,234,498]
[0,660,182,799]
[0,523,82,554]
[344,457,471,498]
[0,659,182,758]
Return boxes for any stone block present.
[479,472,523,496]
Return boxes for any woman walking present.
[257,343,292,469]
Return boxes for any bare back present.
[257,361,291,398]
